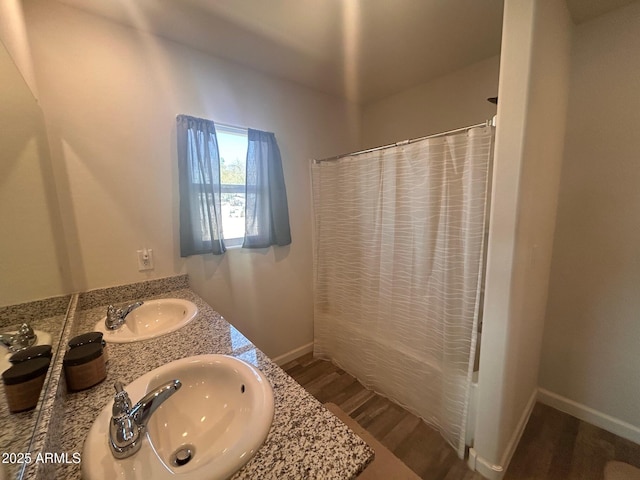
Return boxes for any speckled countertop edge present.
[27,278,373,480]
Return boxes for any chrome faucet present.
[109,379,182,459]
[0,323,37,352]
[104,301,144,330]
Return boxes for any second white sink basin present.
[82,354,274,480]
[95,299,198,343]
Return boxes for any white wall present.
[0,37,69,306]
[539,1,640,437]
[361,56,499,148]
[471,0,572,477]
[23,0,357,358]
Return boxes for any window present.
[177,114,291,257]
[216,125,248,247]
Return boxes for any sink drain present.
[170,445,196,467]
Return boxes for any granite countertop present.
[52,287,374,479]
[0,298,70,480]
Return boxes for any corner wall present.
[23,0,357,358]
[361,56,499,148]
[538,1,640,441]
[471,0,572,477]
[0,36,68,305]
[0,0,39,97]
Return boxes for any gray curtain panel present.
[176,115,226,256]
[244,129,292,248]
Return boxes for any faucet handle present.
[105,305,125,330]
[10,323,37,351]
[112,381,132,417]
[17,323,35,338]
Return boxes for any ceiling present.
[51,0,504,104]
[51,0,637,105]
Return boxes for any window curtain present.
[176,115,226,256]
[243,129,292,248]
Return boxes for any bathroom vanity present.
[16,276,373,480]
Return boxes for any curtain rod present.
[175,114,273,135]
[313,117,495,164]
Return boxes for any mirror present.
[0,39,71,480]
[0,41,70,306]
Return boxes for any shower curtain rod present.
[313,117,495,164]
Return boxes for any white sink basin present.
[0,330,52,374]
[82,354,274,480]
[95,299,198,343]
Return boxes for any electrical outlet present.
[137,249,154,271]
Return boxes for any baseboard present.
[467,388,537,480]
[271,342,314,366]
[538,388,640,445]
[468,448,504,480]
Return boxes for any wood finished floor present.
[283,353,640,480]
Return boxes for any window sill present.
[225,237,243,249]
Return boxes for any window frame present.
[215,124,249,247]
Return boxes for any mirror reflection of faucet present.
[0,323,37,352]
[105,302,144,330]
[0,325,52,374]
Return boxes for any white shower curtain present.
[312,126,494,457]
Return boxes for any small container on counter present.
[63,343,107,392]
[9,345,53,364]
[68,331,108,363]
[2,357,51,413]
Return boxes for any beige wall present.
[539,1,640,432]
[0,38,69,306]
[23,0,357,357]
[361,56,499,148]
[472,0,572,476]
